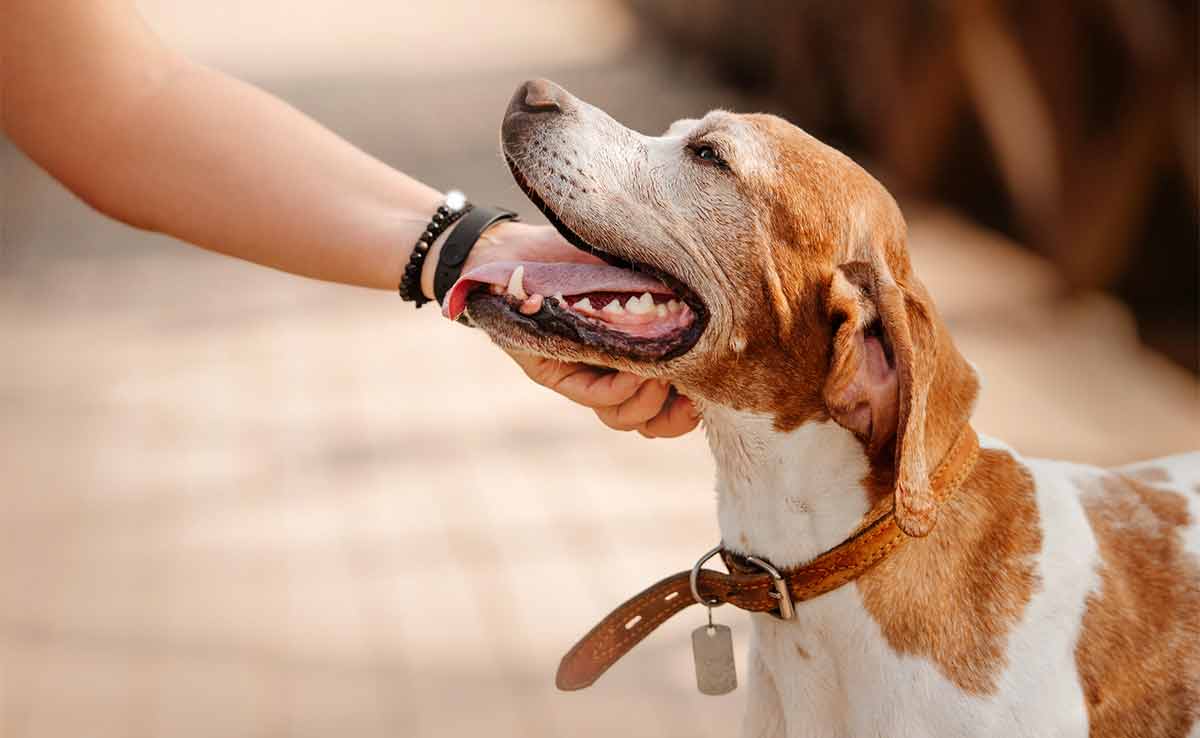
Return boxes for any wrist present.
[397,190,467,305]
[424,208,521,306]
[418,223,456,301]
[420,215,520,301]
[400,193,524,306]
[457,219,523,278]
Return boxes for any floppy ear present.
[823,260,940,537]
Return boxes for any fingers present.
[553,367,646,408]
[506,350,700,438]
[638,394,701,438]
[507,351,643,408]
[594,378,672,431]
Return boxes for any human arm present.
[2,0,448,292]
[0,0,697,436]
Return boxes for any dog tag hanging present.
[691,605,737,695]
[689,545,737,695]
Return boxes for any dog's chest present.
[705,414,979,733]
[744,569,1084,738]
[747,591,986,738]
[703,417,1102,737]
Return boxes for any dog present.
[444,79,1200,738]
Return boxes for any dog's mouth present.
[442,157,708,362]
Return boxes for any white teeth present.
[602,299,625,314]
[518,294,544,315]
[554,293,567,307]
[573,297,593,311]
[656,304,667,317]
[667,300,681,313]
[506,266,527,300]
[626,293,654,315]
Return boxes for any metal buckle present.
[689,545,726,608]
[691,546,795,620]
[743,555,796,620]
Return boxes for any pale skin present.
[0,0,698,438]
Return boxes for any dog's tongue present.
[442,261,672,320]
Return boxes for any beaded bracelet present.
[398,191,472,308]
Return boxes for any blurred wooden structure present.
[629,0,1199,372]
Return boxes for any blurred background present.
[0,2,1195,737]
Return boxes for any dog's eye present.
[689,143,726,168]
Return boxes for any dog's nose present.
[512,79,564,114]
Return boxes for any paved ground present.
[1,2,1196,737]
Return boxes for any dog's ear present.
[823,259,941,537]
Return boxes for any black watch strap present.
[433,206,520,307]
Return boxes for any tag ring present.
[689,545,726,608]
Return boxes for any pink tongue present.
[443,261,672,320]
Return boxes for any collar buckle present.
[743,555,795,620]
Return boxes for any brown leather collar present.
[556,425,981,691]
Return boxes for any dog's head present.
[451,79,978,535]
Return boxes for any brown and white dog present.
[445,80,1200,738]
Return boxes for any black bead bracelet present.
[398,192,472,308]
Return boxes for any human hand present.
[507,352,700,438]
[461,220,601,273]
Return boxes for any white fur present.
[702,410,1198,738]
[707,410,872,567]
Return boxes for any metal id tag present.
[691,613,737,695]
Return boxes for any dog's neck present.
[703,406,877,569]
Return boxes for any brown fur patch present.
[1125,466,1172,484]
[679,114,912,429]
[1074,475,1200,737]
[857,449,1042,694]
[716,117,980,537]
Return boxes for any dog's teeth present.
[553,292,567,307]
[518,293,544,315]
[489,284,505,295]
[574,297,593,311]
[667,300,681,312]
[506,266,527,300]
[603,299,625,315]
[625,296,651,315]
[628,293,656,315]
[656,304,667,318]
